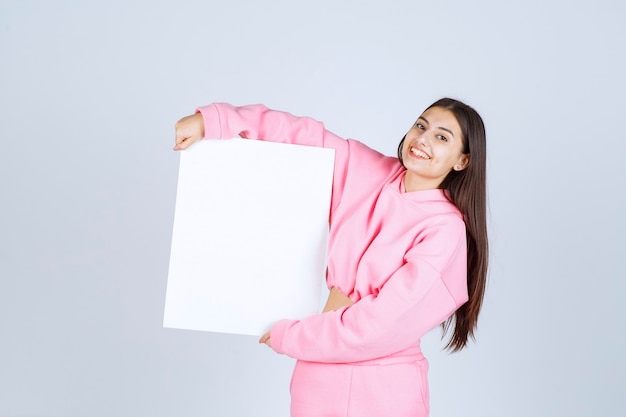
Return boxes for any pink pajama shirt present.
[197,103,468,417]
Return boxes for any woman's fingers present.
[173,135,195,151]
[259,331,271,347]
[173,113,205,151]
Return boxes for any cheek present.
[401,139,411,155]
[438,150,462,168]
[444,144,465,163]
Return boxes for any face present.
[401,106,469,191]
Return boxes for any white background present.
[1,0,624,416]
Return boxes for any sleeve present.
[196,102,352,211]
[269,218,469,363]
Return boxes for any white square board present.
[164,138,335,336]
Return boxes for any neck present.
[403,171,440,192]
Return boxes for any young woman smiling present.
[174,97,488,417]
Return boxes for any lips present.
[410,146,431,160]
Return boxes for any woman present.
[174,98,488,417]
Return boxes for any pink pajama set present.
[197,103,469,417]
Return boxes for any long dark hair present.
[397,97,488,352]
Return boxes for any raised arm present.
[176,102,348,149]
[174,103,364,210]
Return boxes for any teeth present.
[411,147,430,159]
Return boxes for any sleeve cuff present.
[270,319,297,355]
[196,103,223,139]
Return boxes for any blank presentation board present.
[164,138,335,336]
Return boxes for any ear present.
[454,154,470,171]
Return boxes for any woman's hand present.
[174,113,205,151]
[259,331,271,347]
[322,287,354,312]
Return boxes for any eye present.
[437,134,448,142]
[415,123,425,130]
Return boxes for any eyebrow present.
[418,116,456,138]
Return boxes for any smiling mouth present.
[410,146,431,159]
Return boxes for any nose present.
[417,131,429,147]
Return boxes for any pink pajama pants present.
[289,358,430,417]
